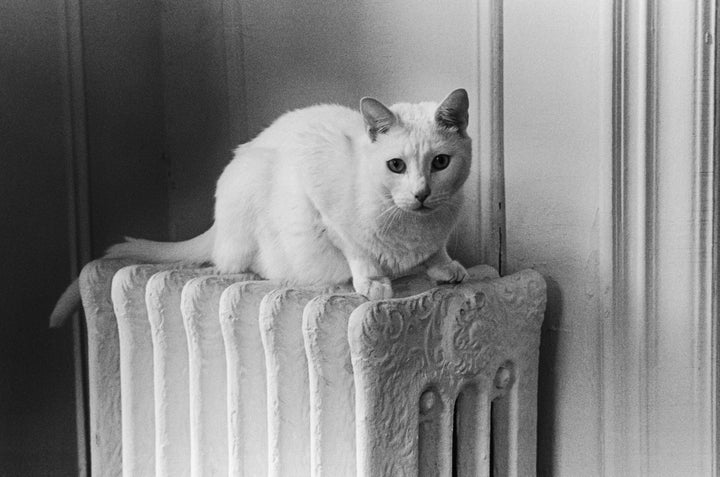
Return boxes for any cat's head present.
[359,89,472,217]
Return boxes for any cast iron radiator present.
[79,259,545,476]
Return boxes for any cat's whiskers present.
[378,205,402,238]
[377,204,396,236]
[377,203,397,220]
[379,208,397,238]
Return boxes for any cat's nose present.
[415,190,430,204]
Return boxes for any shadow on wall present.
[536,275,561,477]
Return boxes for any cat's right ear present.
[435,89,469,137]
[360,97,396,142]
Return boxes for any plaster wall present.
[80,0,169,251]
[238,0,477,132]
[503,2,609,474]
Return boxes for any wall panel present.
[80,0,169,250]
[606,1,717,475]
[503,1,717,475]
[0,1,81,473]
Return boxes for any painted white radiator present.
[79,259,545,477]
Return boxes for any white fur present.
[51,90,472,326]
[205,92,472,298]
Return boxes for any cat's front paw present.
[353,276,393,301]
[426,260,468,283]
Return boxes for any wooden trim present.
[605,1,717,474]
[59,0,93,265]
[607,1,658,473]
[714,4,720,476]
[477,0,506,273]
[693,0,717,473]
[58,0,92,473]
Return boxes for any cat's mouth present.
[390,197,436,214]
[409,204,433,214]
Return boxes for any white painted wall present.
[239,0,477,129]
[503,2,608,474]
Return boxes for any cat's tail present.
[49,279,81,329]
[103,226,215,264]
[49,227,215,328]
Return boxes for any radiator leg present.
[181,274,254,477]
[219,281,278,477]
[146,269,213,477]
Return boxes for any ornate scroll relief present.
[301,264,500,476]
[348,269,546,477]
[79,258,138,477]
[180,274,256,477]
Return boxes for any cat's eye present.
[386,158,406,174]
[431,154,451,171]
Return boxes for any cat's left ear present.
[360,97,396,142]
[435,89,469,136]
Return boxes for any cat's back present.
[250,103,363,149]
[219,102,363,211]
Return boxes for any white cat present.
[50,89,472,327]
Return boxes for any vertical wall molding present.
[714,4,720,476]
[605,0,717,475]
[57,0,92,473]
[693,0,717,474]
[607,1,658,473]
[58,0,93,268]
[477,0,506,273]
